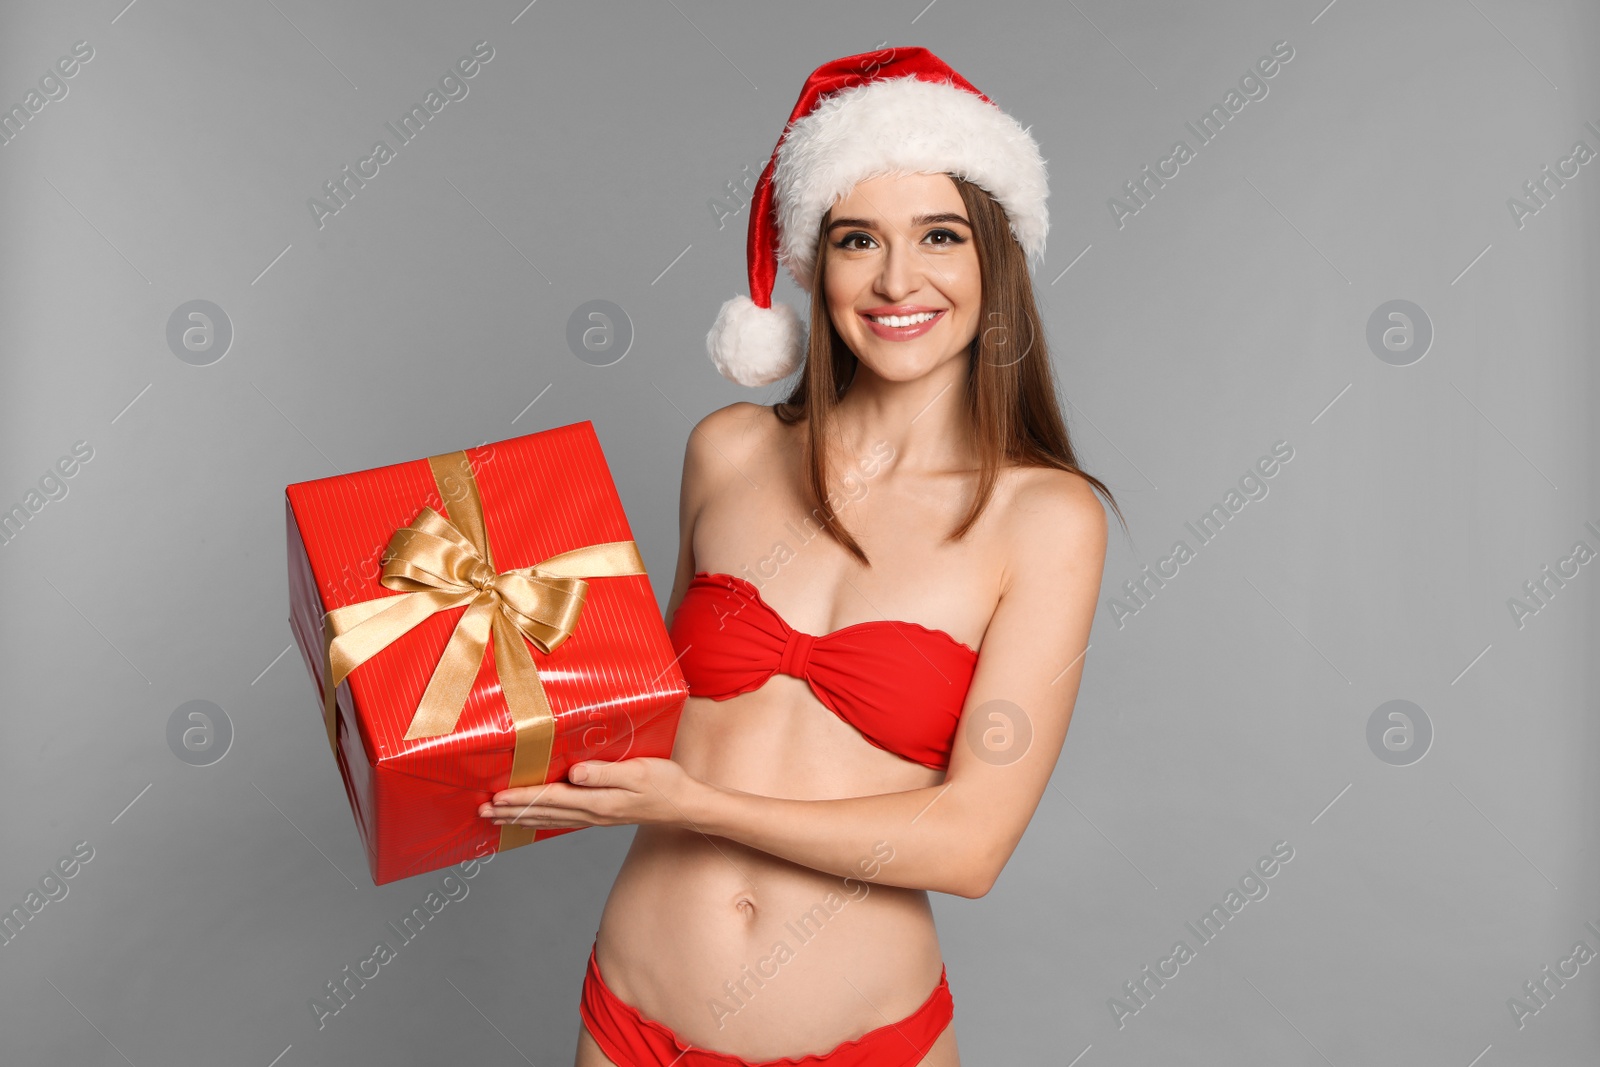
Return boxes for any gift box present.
[284,420,688,885]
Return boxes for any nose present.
[874,233,923,302]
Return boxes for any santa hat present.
[706,46,1049,387]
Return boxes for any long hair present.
[772,174,1125,566]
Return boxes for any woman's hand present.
[477,757,705,831]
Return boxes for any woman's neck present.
[832,356,978,475]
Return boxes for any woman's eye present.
[832,228,965,250]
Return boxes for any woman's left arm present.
[482,470,1108,898]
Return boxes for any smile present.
[860,308,945,340]
[867,311,939,325]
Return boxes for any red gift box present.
[284,420,687,885]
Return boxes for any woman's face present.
[822,172,981,382]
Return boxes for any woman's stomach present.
[592,677,948,1054]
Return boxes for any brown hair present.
[772,174,1125,566]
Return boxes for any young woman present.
[479,49,1118,1066]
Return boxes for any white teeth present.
[868,311,939,327]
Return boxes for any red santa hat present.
[706,46,1050,387]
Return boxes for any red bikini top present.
[667,571,979,771]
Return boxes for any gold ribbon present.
[318,450,645,849]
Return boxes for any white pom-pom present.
[705,294,807,387]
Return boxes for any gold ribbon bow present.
[319,450,645,843]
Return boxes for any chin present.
[853,350,943,381]
[852,336,958,374]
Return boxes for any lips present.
[859,307,946,341]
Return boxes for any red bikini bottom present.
[579,941,954,1066]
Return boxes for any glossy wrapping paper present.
[284,420,688,885]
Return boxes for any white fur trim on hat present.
[772,75,1049,293]
[705,294,807,388]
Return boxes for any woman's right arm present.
[659,404,764,630]
[663,401,763,629]
[663,431,703,632]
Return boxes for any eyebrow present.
[826,211,971,233]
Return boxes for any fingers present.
[475,761,637,828]
[491,816,590,829]
[481,803,599,828]
[485,763,622,808]
[569,760,621,786]
[480,787,613,823]
[479,800,586,820]
[488,781,578,809]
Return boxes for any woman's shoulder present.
[994,464,1109,555]
[690,400,776,437]
[679,402,783,502]
[686,402,783,464]
[1000,462,1103,503]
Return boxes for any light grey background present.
[2,1,1596,1064]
